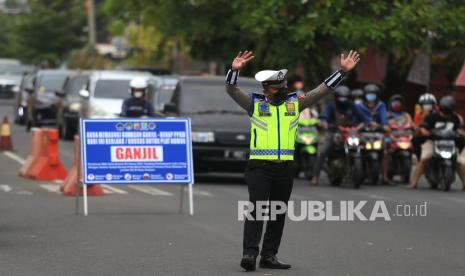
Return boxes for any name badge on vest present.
[258,103,271,116]
[285,102,296,116]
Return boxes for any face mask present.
[365,93,377,102]
[271,88,288,104]
[422,104,433,112]
[354,99,363,105]
[390,101,402,113]
[134,91,144,98]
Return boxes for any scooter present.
[295,118,319,178]
[325,126,363,189]
[425,129,457,191]
[387,122,414,183]
[360,125,385,185]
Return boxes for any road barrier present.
[27,128,67,180]
[20,128,42,177]
[61,135,104,196]
[0,115,13,151]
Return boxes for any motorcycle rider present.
[408,96,465,189]
[354,84,389,131]
[382,94,413,183]
[309,85,360,185]
[412,93,437,159]
[350,88,364,105]
[121,77,157,118]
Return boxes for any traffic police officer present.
[225,50,360,271]
[121,77,157,118]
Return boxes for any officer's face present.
[263,85,280,96]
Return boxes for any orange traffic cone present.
[0,116,13,151]
[61,135,104,196]
[29,128,67,180]
[20,128,43,177]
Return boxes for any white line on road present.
[40,184,61,194]
[0,185,12,192]
[185,188,213,197]
[128,185,174,196]
[101,184,128,194]
[54,180,63,184]
[3,151,26,165]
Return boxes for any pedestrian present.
[225,50,360,271]
[121,77,157,118]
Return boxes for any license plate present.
[224,150,247,160]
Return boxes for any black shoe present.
[240,255,257,271]
[259,255,291,269]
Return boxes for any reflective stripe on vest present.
[249,93,299,160]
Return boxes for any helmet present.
[439,96,455,115]
[350,89,364,98]
[388,94,404,113]
[129,77,148,99]
[334,85,350,104]
[363,84,380,102]
[418,93,437,105]
[130,77,148,90]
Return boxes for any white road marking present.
[128,185,174,196]
[185,188,213,197]
[40,184,61,194]
[101,184,128,194]
[3,151,26,165]
[54,180,63,184]
[0,185,12,192]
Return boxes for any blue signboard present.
[80,118,193,185]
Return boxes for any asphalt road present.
[1,101,465,276]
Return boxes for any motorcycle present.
[360,126,385,185]
[425,129,457,191]
[325,126,363,189]
[295,118,319,178]
[387,122,414,183]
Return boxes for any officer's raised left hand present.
[340,50,360,72]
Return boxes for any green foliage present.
[0,0,86,66]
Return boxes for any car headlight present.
[398,141,411,150]
[439,151,452,159]
[365,142,372,150]
[348,137,359,146]
[89,107,119,118]
[373,140,382,150]
[192,131,215,143]
[12,85,20,93]
[69,102,81,112]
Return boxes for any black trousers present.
[243,159,294,257]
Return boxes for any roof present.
[89,70,154,80]
[454,61,465,87]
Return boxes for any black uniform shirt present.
[121,98,156,118]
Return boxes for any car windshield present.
[0,64,26,75]
[94,79,130,99]
[39,74,68,92]
[178,80,261,114]
[68,76,88,96]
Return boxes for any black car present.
[25,70,73,130]
[56,72,90,140]
[165,76,261,173]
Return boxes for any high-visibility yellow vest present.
[249,93,300,160]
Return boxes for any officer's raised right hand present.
[231,50,255,70]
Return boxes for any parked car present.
[79,70,159,119]
[14,72,35,125]
[56,72,90,140]
[165,76,262,173]
[25,70,73,130]
[0,62,28,99]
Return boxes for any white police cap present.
[255,69,288,88]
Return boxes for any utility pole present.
[85,0,97,52]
